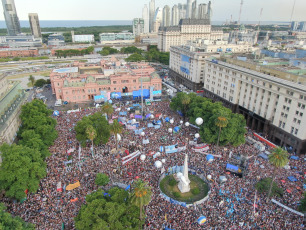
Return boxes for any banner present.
[194,143,209,149]
[122,150,140,160]
[154,125,161,129]
[271,199,304,217]
[127,125,136,130]
[193,147,209,153]
[177,146,187,152]
[70,198,78,202]
[148,123,154,128]
[119,112,127,116]
[66,181,81,191]
[64,160,72,165]
[67,148,75,154]
[122,151,141,165]
[143,139,150,145]
[57,182,62,192]
[165,145,178,154]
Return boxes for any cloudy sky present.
[1,0,305,22]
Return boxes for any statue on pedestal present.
[178,154,190,193]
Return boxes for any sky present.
[1,0,305,22]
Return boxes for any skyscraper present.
[172,5,179,26]
[133,18,145,36]
[178,3,187,20]
[207,1,212,20]
[162,5,171,27]
[153,7,162,32]
[28,13,41,38]
[191,0,197,19]
[149,0,155,32]
[1,0,20,35]
[186,0,195,19]
[198,4,208,19]
[142,5,149,34]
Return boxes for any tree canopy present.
[0,203,34,230]
[125,53,145,62]
[0,144,46,200]
[75,112,110,147]
[171,93,246,146]
[34,79,47,87]
[95,173,110,186]
[75,188,143,230]
[99,47,118,56]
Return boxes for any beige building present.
[203,59,306,154]
[0,74,26,145]
[28,13,41,38]
[169,40,254,91]
[158,19,223,52]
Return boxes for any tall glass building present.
[1,0,21,36]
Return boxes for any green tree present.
[266,147,289,202]
[170,92,191,121]
[255,178,283,197]
[86,125,97,157]
[19,130,51,160]
[299,193,306,212]
[0,203,34,230]
[34,79,47,87]
[101,102,114,120]
[75,188,142,230]
[75,112,110,147]
[110,119,123,150]
[125,53,145,62]
[0,144,46,200]
[130,179,152,221]
[28,75,35,87]
[19,100,57,146]
[215,116,228,154]
[95,173,110,186]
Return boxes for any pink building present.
[50,60,162,103]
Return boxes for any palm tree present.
[266,147,288,202]
[29,75,35,87]
[86,125,96,158]
[110,119,123,150]
[101,102,114,120]
[215,116,228,154]
[130,179,152,222]
[181,93,191,121]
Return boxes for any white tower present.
[172,5,179,26]
[198,4,207,19]
[153,7,163,32]
[142,4,149,34]
[178,154,190,193]
[191,0,197,19]
[149,0,155,32]
[186,0,193,19]
[1,0,21,35]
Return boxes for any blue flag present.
[125,185,131,191]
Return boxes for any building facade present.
[0,35,42,48]
[0,74,26,145]
[1,0,20,36]
[172,5,179,26]
[142,4,149,34]
[50,61,162,103]
[48,34,65,46]
[100,32,135,44]
[133,18,145,36]
[149,0,155,32]
[73,34,95,43]
[28,13,41,38]
[169,40,253,91]
[203,59,306,154]
[158,19,223,52]
[0,48,38,57]
[162,5,171,27]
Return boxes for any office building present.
[100,32,135,44]
[158,18,223,52]
[50,60,162,103]
[48,34,65,46]
[169,39,253,91]
[133,18,145,36]
[291,21,299,31]
[153,7,163,33]
[207,1,212,20]
[28,13,41,38]
[73,34,95,43]
[298,22,306,32]
[172,5,179,26]
[0,74,26,145]
[162,5,171,27]
[142,4,149,34]
[203,58,306,154]
[191,0,197,19]
[186,0,194,19]
[178,3,187,20]
[0,35,42,48]
[228,25,258,45]
[149,0,155,32]
[1,0,20,36]
[198,4,208,19]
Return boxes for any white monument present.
[178,154,190,193]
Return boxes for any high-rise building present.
[153,7,163,32]
[191,0,197,19]
[172,5,179,26]
[142,4,149,34]
[162,5,171,27]
[149,0,155,32]
[198,4,208,19]
[133,18,145,36]
[178,3,187,20]
[298,21,306,32]
[207,1,212,20]
[28,13,41,38]
[1,0,21,35]
[186,0,194,19]
[291,21,299,31]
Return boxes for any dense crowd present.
[1,101,305,229]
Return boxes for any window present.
[133,80,136,83]
[295,129,298,135]
[113,81,117,84]
[300,112,303,117]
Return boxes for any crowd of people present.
[1,100,305,229]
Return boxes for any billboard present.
[180,54,191,75]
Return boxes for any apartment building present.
[203,59,306,154]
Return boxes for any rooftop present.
[179,18,210,26]
[53,67,79,73]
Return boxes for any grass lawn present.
[160,174,209,204]
[7,70,51,79]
